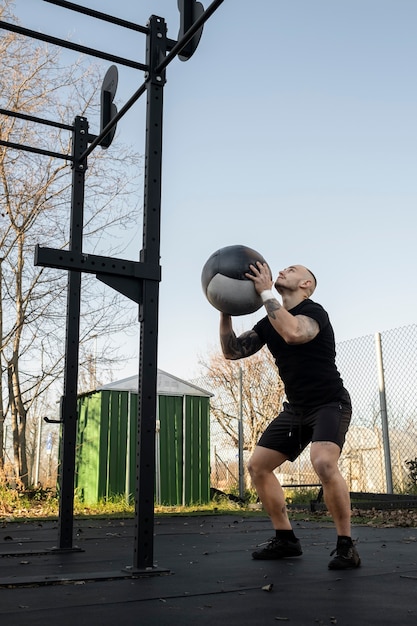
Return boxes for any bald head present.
[304,266,317,295]
[274,265,317,297]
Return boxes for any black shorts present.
[257,389,352,462]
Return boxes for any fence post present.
[238,366,245,499]
[375,332,393,493]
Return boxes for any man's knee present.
[311,442,341,481]
[247,454,262,480]
[312,457,336,481]
[248,447,286,481]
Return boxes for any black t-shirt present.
[253,299,345,408]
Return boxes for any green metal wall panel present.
[127,392,138,501]
[197,396,210,502]
[106,391,129,497]
[158,395,183,505]
[76,392,102,503]
[97,390,110,500]
[183,396,210,504]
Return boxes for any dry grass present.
[1,486,417,527]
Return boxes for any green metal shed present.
[75,370,213,506]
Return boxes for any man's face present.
[274,265,307,292]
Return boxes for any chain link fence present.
[195,324,417,496]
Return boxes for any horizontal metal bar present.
[156,0,224,73]
[0,20,147,71]
[350,491,417,501]
[34,246,161,281]
[0,139,71,160]
[42,0,149,34]
[166,37,179,52]
[282,484,322,489]
[44,417,63,424]
[0,108,73,131]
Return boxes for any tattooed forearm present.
[264,298,282,320]
[221,329,263,359]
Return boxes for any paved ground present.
[0,513,416,625]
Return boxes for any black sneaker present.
[328,541,361,570]
[252,537,302,560]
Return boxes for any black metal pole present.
[56,116,88,551]
[132,15,166,571]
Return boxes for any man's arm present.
[247,262,320,345]
[220,312,264,359]
[263,298,319,344]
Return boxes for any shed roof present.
[98,369,213,398]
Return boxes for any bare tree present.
[0,1,141,486]
[199,346,285,453]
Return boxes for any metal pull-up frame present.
[0,0,223,574]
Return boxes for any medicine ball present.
[201,244,271,316]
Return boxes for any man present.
[219,262,360,570]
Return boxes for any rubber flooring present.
[0,514,416,625]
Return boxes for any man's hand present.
[246,261,273,295]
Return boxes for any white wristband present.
[260,290,274,303]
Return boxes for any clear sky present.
[10,0,417,382]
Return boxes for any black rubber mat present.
[0,515,416,625]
